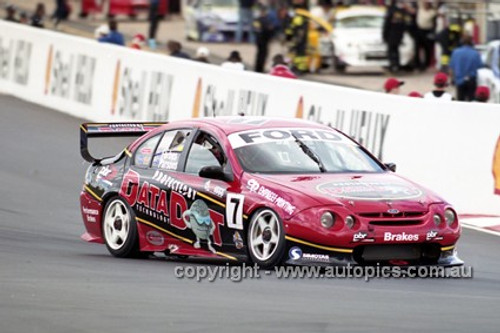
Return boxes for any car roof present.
[165,116,334,136]
[336,5,385,20]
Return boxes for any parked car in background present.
[184,0,243,42]
[478,40,500,103]
[80,0,168,18]
[320,6,414,72]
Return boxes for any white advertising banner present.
[0,21,499,215]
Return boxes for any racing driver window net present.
[152,129,191,171]
[234,140,384,174]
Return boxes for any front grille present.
[359,211,426,219]
[353,244,441,264]
[369,220,423,226]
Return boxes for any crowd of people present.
[3,1,492,102]
[3,1,70,28]
[385,70,490,103]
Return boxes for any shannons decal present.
[316,181,423,201]
[229,128,351,149]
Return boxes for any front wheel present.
[247,209,285,269]
[102,197,139,258]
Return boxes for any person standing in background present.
[53,0,70,28]
[383,0,407,73]
[449,35,482,102]
[384,77,404,94]
[475,86,490,103]
[30,3,46,28]
[98,19,125,46]
[236,0,255,43]
[221,51,245,70]
[167,40,191,59]
[148,0,161,50]
[424,72,453,100]
[269,54,297,79]
[5,5,19,23]
[434,1,448,70]
[195,47,211,63]
[253,5,274,73]
[415,0,436,71]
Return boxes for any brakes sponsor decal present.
[146,230,165,246]
[247,179,296,215]
[229,128,350,149]
[383,232,419,242]
[288,246,329,262]
[317,181,423,200]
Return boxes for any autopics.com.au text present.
[174,263,473,283]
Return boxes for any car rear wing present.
[80,122,166,164]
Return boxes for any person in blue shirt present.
[449,34,483,101]
[98,19,125,46]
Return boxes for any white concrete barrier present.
[1,21,499,215]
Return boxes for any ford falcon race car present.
[80,118,462,268]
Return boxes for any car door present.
[176,129,247,258]
[121,128,194,231]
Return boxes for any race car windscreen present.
[229,128,384,174]
[335,15,384,29]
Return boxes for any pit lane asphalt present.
[0,95,499,333]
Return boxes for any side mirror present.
[199,165,230,181]
[385,163,396,172]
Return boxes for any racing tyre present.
[247,208,285,269]
[102,197,139,258]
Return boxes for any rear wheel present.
[247,209,285,269]
[102,197,139,258]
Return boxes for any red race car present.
[79,117,463,268]
[80,0,168,18]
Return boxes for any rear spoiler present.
[80,122,166,164]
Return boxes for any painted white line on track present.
[461,223,500,237]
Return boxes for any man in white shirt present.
[424,72,453,100]
[416,0,437,71]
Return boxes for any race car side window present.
[184,132,226,175]
[133,134,161,168]
[152,129,192,171]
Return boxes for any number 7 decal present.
[226,193,244,230]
